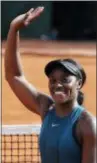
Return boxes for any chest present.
[40,113,77,151]
[39,110,82,163]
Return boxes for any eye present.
[49,78,56,84]
[63,77,71,83]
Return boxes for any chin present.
[54,98,69,104]
[51,93,69,104]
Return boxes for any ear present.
[76,79,82,90]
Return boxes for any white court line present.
[2,47,96,56]
[2,124,41,135]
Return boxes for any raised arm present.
[4,7,53,118]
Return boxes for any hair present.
[63,58,87,105]
[77,91,84,105]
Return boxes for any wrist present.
[10,22,19,32]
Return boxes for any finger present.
[25,8,34,18]
[30,6,44,18]
[34,6,44,14]
[26,6,44,19]
[24,21,30,26]
[24,6,44,26]
[27,8,34,14]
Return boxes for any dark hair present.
[77,91,84,105]
[62,59,86,105]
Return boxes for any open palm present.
[11,7,44,30]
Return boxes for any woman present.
[4,7,96,163]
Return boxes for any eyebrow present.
[49,73,73,80]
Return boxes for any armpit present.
[37,92,54,120]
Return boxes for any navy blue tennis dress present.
[39,105,84,163]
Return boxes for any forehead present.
[48,67,74,78]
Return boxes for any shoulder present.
[79,110,96,129]
[77,110,96,138]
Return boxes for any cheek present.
[68,83,77,97]
[66,80,77,92]
[48,83,53,94]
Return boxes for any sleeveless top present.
[39,105,84,163]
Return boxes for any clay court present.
[2,40,96,125]
[1,40,96,163]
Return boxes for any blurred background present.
[1,1,96,125]
[1,1,97,40]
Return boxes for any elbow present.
[5,75,10,82]
[5,72,9,81]
[5,72,13,83]
[4,65,12,82]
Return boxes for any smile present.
[54,91,66,95]
[54,89,68,95]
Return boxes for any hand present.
[10,6,44,30]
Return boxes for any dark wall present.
[52,1,97,40]
[1,1,97,40]
[1,1,52,39]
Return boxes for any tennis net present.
[2,124,41,163]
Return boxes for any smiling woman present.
[39,58,96,163]
[4,6,96,163]
[45,58,86,107]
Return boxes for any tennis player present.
[4,7,96,163]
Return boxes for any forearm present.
[4,24,23,80]
[4,7,44,80]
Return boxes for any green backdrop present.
[1,1,52,39]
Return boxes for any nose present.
[56,82,62,87]
[55,82,63,90]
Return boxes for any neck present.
[55,100,78,117]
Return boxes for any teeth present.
[54,91,65,94]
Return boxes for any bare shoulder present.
[78,110,96,136]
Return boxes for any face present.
[48,68,81,104]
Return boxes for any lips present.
[54,91,66,95]
[51,88,70,102]
[54,88,68,95]
[53,91,67,101]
